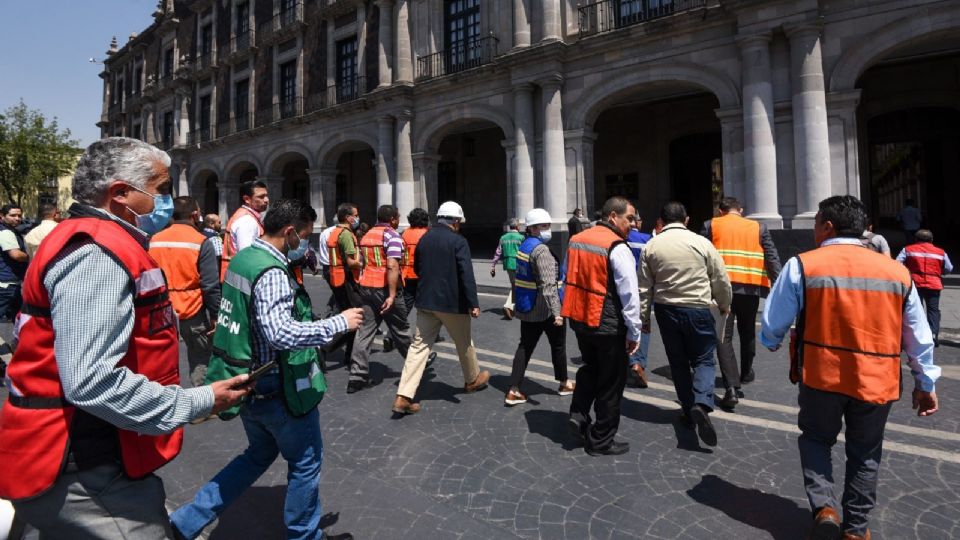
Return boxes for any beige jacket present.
[638,223,732,325]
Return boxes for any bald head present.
[204,213,221,232]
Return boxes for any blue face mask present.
[287,233,309,262]
[126,186,173,235]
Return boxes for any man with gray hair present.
[491,217,524,319]
[0,137,250,538]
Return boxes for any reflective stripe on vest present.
[514,236,543,314]
[560,225,621,328]
[903,242,946,290]
[798,244,911,404]
[711,214,770,288]
[326,226,359,287]
[0,216,182,500]
[221,207,263,281]
[149,224,206,319]
[358,226,389,288]
[401,227,427,280]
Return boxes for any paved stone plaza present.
[3,274,958,539]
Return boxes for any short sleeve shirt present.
[377,223,404,260]
[0,229,19,252]
[337,226,357,256]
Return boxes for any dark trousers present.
[797,384,892,536]
[329,283,360,362]
[569,333,628,451]
[655,304,717,413]
[348,287,411,383]
[0,283,22,321]
[917,288,941,340]
[509,318,568,389]
[716,294,760,389]
[402,279,418,319]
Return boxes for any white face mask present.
[539,229,552,243]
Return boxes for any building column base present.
[746,212,783,229]
[790,211,817,229]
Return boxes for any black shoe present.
[435,335,445,343]
[346,379,379,394]
[382,337,394,352]
[719,388,739,411]
[586,439,630,456]
[568,415,589,445]
[427,351,437,365]
[690,404,718,447]
[677,411,695,429]
[740,368,756,385]
[324,533,354,540]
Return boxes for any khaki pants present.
[397,309,480,399]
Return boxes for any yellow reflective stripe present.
[718,249,764,260]
[514,279,537,289]
[726,265,767,276]
[517,252,531,262]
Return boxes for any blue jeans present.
[654,304,717,412]
[171,374,325,540]
[628,331,651,369]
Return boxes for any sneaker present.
[464,370,490,393]
[504,389,528,406]
[557,380,576,396]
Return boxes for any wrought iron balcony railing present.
[279,97,303,120]
[416,35,499,82]
[306,76,367,112]
[578,0,707,37]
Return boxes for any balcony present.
[416,35,499,82]
[279,97,303,120]
[306,76,367,113]
[158,72,175,89]
[229,30,255,57]
[195,50,216,71]
[577,0,707,38]
[217,114,252,138]
[317,0,356,18]
[188,127,212,145]
[258,2,305,45]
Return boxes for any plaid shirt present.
[249,239,348,365]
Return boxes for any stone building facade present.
[99,0,960,247]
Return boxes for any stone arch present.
[316,131,379,168]
[414,104,515,154]
[567,61,741,130]
[265,142,315,175]
[189,164,221,192]
[223,153,265,182]
[829,6,960,91]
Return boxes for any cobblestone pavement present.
[3,274,959,539]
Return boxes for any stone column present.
[176,90,190,146]
[395,0,413,83]
[412,153,441,214]
[786,24,832,228]
[222,182,239,217]
[377,115,396,207]
[395,110,415,224]
[827,89,862,198]
[308,166,338,229]
[326,18,336,89]
[738,34,781,226]
[376,0,394,87]
[715,107,745,203]
[513,0,531,48]
[513,83,535,218]
[143,106,156,144]
[541,75,567,221]
[542,0,561,42]
[357,4,368,89]
[564,129,596,215]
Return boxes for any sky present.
[0,0,160,148]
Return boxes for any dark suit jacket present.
[701,217,782,297]
[568,216,584,236]
[413,224,479,314]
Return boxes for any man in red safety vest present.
[897,229,953,346]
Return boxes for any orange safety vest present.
[149,223,207,320]
[401,227,428,281]
[711,213,770,288]
[327,226,360,287]
[798,243,912,404]
[221,206,263,281]
[358,226,390,288]
[561,224,624,331]
[0,216,182,500]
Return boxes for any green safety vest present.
[499,231,523,271]
[205,244,327,419]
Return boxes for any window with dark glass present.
[201,24,213,55]
[336,37,358,101]
[280,0,296,25]
[444,0,480,69]
[199,95,212,140]
[132,124,141,140]
[234,79,249,129]
[162,111,174,147]
[236,2,250,35]
[133,65,143,93]
[279,60,297,117]
[163,48,174,77]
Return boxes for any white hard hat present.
[524,208,552,228]
[437,201,466,223]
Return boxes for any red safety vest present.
[902,242,947,291]
[358,226,389,289]
[0,217,183,501]
[326,226,359,287]
[401,227,428,281]
[798,244,911,404]
[221,206,263,281]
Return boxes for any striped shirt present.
[203,228,224,257]
[249,239,348,365]
[40,206,213,435]
[376,222,404,260]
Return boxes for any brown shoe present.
[503,307,514,320]
[557,380,576,396]
[808,507,841,540]
[504,388,528,406]
[630,364,648,389]
[391,395,421,415]
[842,531,870,540]
[465,370,490,393]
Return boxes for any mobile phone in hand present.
[244,361,278,385]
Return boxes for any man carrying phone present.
[171,199,362,540]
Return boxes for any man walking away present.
[860,219,890,257]
[0,137,248,538]
[348,205,412,393]
[504,208,574,406]
[897,229,953,346]
[393,201,490,415]
[563,197,642,456]
[568,208,585,236]
[896,198,922,245]
[639,201,732,447]
[221,180,269,280]
[400,207,430,313]
[24,203,61,257]
[0,204,28,322]
[761,195,939,540]
[149,196,222,387]
[701,197,781,410]
[491,218,524,319]
[626,215,652,388]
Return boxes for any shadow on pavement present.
[687,474,809,540]
[523,409,581,451]
[414,365,462,406]
[207,486,343,539]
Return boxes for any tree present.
[0,100,80,207]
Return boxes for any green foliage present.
[0,100,81,206]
